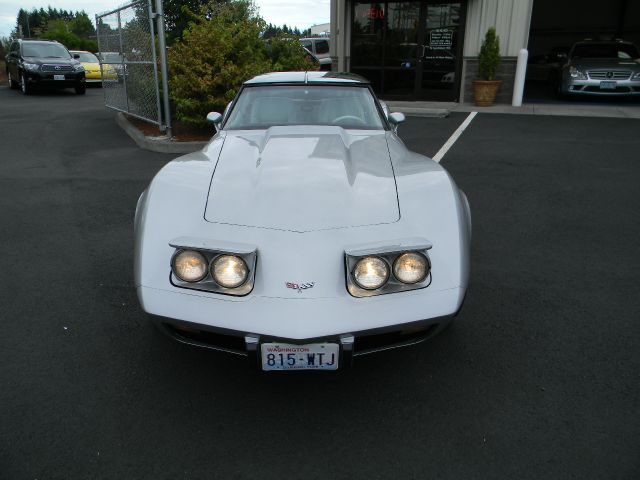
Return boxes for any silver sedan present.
[559,40,640,97]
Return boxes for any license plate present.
[600,80,616,90]
[53,74,65,81]
[261,343,339,371]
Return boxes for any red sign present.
[360,7,384,20]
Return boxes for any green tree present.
[163,0,230,42]
[168,0,315,128]
[70,12,96,38]
[478,27,501,81]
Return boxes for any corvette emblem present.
[285,281,315,293]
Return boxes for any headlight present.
[569,66,586,79]
[74,64,85,72]
[353,256,389,290]
[212,255,248,288]
[393,252,429,284]
[633,72,640,79]
[172,250,208,283]
[22,62,39,72]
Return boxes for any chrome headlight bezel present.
[73,63,85,72]
[22,62,40,72]
[169,239,257,297]
[632,71,640,80]
[345,240,432,298]
[569,66,586,80]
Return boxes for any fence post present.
[155,0,172,138]
[116,10,130,114]
[147,0,163,134]
[95,14,107,107]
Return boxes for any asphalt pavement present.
[0,86,638,479]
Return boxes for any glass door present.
[351,1,465,101]
[416,3,463,100]
[382,2,422,97]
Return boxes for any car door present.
[6,42,18,77]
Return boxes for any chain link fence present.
[96,0,167,131]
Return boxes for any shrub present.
[266,34,317,71]
[478,27,501,81]
[168,0,315,128]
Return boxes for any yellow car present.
[70,50,118,85]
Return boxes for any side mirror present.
[388,112,406,133]
[206,112,223,125]
[73,53,80,59]
[388,112,406,125]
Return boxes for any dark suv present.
[5,39,86,95]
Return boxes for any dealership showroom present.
[329,0,640,104]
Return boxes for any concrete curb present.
[386,101,450,118]
[392,107,450,118]
[116,113,207,154]
[385,100,640,119]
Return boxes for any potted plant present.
[473,27,501,106]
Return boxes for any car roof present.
[244,71,369,85]
[18,39,61,44]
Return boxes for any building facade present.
[329,0,639,103]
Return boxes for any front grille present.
[588,70,631,80]
[164,323,247,354]
[584,85,632,93]
[354,323,439,354]
[41,64,73,72]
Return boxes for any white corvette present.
[134,71,471,371]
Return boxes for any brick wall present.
[461,57,517,104]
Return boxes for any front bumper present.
[157,315,452,369]
[139,284,465,368]
[25,70,85,87]
[562,76,640,96]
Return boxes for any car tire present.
[75,84,86,95]
[20,73,31,95]
[556,80,569,100]
[8,71,19,89]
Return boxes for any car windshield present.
[571,43,640,59]
[22,43,70,58]
[224,85,385,130]
[76,52,99,62]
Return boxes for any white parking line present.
[432,111,478,163]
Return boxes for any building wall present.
[464,0,534,57]
[330,0,350,71]
[310,23,331,36]
[461,0,533,103]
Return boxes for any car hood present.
[571,58,640,70]
[81,62,101,70]
[23,56,76,66]
[204,126,400,232]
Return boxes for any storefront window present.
[352,3,385,66]
[350,1,465,101]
